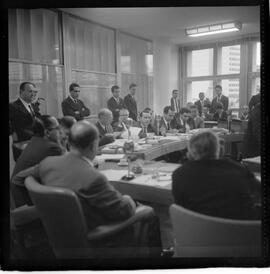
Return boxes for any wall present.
[153,38,179,114]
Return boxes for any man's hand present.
[122,195,136,214]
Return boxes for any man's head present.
[215,85,222,97]
[163,106,175,122]
[111,85,120,98]
[58,116,77,143]
[98,108,113,126]
[69,121,99,160]
[190,105,199,118]
[119,108,129,123]
[172,89,179,99]
[199,92,205,101]
[19,82,38,104]
[139,109,152,127]
[215,102,224,114]
[179,107,191,122]
[186,102,194,109]
[129,83,137,96]
[187,130,220,161]
[32,115,61,143]
[69,83,80,100]
[202,106,210,115]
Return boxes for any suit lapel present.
[16,99,33,119]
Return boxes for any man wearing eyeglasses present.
[61,83,90,121]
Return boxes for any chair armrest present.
[87,205,154,241]
[11,205,39,227]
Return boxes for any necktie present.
[28,104,35,117]
[74,99,78,104]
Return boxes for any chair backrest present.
[25,176,92,258]
[169,204,261,257]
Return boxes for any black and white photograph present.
[2,0,270,270]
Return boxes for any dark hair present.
[111,85,120,93]
[172,89,178,94]
[179,107,191,115]
[69,121,98,150]
[190,105,198,110]
[140,108,151,117]
[215,102,224,109]
[129,83,137,89]
[215,85,222,90]
[163,106,173,114]
[32,115,55,137]
[19,82,36,93]
[58,116,76,129]
[69,83,80,92]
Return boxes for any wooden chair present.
[169,204,261,257]
[25,176,156,258]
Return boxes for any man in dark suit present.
[211,85,229,113]
[172,130,260,220]
[248,93,260,111]
[170,89,181,115]
[134,109,155,138]
[107,85,126,124]
[9,82,41,161]
[194,92,211,116]
[61,83,90,121]
[212,102,228,121]
[178,107,195,133]
[124,83,138,121]
[11,115,63,207]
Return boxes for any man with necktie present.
[107,85,126,124]
[9,82,41,161]
[170,89,181,114]
[210,85,229,113]
[61,83,90,121]
[194,92,211,116]
[124,83,138,121]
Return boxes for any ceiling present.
[60,7,260,45]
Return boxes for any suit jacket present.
[95,121,114,146]
[212,111,227,121]
[153,117,179,135]
[211,95,229,113]
[248,93,260,111]
[107,97,126,123]
[193,116,205,129]
[9,98,41,142]
[124,94,138,121]
[178,118,195,133]
[133,122,155,138]
[61,96,90,121]
[11,136,63,207]
[194,99,211,116]
[170,97,181,113]
[172,158,260,220]
[242,103,260,158]
[37,153,134,229]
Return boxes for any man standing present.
[107,85,126,124]
[124,83,138,121]
[194,92,211,116]
[9,82,41,161]
[61,83,90,121]
[170,89,181,115]
[211,85,229,113]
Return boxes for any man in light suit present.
[107,85,126,124]
[210,85,229,113]
[61,83,90,121]
[170,89,181,115]
[9,82,41,161]
[124,83,138,121]
[194,92,211,116]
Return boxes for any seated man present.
[58,116,77,151]
[134,109,155,138]
[201,106,213,121]
[12,121,168,257]
[153,106,179,136]
[194,92,211,116]
[112,108,134,139]
[178,107,195,133]
[190,105,204,129]
[11,115,64,207]
[172,130,260,220]
[212,102,227,121]
[95,108,120,146]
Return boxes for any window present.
[187,81,213,103]
[218,45,241,75]
[252,42,261,72]
[187,48,213,77]
[219,79,240,108]
[251,77,260,96]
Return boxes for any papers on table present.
[95,154,124,163]
[100,169,128,181]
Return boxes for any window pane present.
[187,80,213,103]
[218,45,240,75]
[187,48,213,77]
[220,79,240,108]
[251,77,260,96]
[252,42,261,72]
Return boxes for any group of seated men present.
[9,81,261,258]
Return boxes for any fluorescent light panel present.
[186,21,242,37]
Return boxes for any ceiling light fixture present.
[186,21,242,37]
